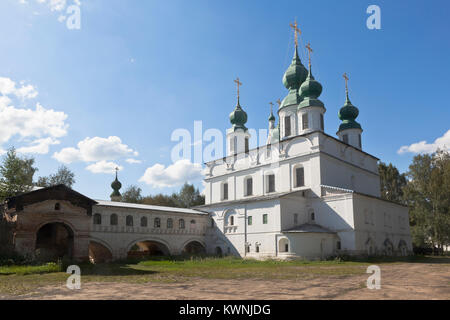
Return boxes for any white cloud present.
[53,136,138,164]
[17,137,60,154]
[0,102,68,144]
[0,77,38,100]
[0,77,67,155]
[139,159,204,188]
[398,130,450,154]
[86,161,123,175]
[126,158,142,164]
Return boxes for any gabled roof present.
[6,184,97,215]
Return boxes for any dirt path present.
[6,263,450,300]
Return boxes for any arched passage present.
[127,240,170,258]
[215,246,223,257]
[279,238,289,253]
[89,241,113,263]
[182,241,206,256]
[35,222,74,261]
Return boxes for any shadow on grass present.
[78,263,158,276]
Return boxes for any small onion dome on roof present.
[268,124,280,144]
[110,172,122,198]
[337,93,362,132]
[280,46,308,109]
[298,67,324,109]
[229,99,248,132]
[268,110,276,122]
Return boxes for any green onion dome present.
[280,46,308,109]
[110,174,122,197]
[229,99,248,131]
[298,67,324,109]
[268,110,276,122]
[337,94,362,132]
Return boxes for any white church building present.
[198,38,412,260]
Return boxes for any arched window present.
[245,176,253,196]
[179,219,185,229]
[126,215,133,227]
[140,216,148,227]
[110,214,118,226]
[284,116,291,136]
[154,217,161,228]
[93,213,102,225]
[310,211,315,222]
[302,113,309,130]
[230,216,234,226]
[190,219,196,225]
[167,218,173,229]
[54,203,61,211]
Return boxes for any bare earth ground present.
[3,263,449,300]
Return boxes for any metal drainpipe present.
[244,204,247,257]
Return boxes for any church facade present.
[1,26,412,262]
[199,36,412,259]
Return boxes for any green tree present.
[122,185,143,203]
[173,182,205,208]
[378,162,407,203]
[36,165,75,188]
[0,147,37,201]
[403,149,450,251]
[141,193,178,207]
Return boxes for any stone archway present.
[127,240,171,259]
[182,241,206,256]
[35,222,74,261]
[89,240,113,263]
[215,246,223,257]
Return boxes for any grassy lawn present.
[0,256,448,297]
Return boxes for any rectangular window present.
[266,144,271,158]
[248,216,252,226]
[267,174,275,193]
[294,213,298,225]
[295,167,305,187]
[223,183,228,200]
[256,245,260,253]
[320,114,324,130]
[337,241,341,250]
[358,134,362,148]
[263,214,268,224]
[245,138,249,154]
[302,114,309,130]
[284,116,291,137]
[343,134,349,144]
[246,178,253,196]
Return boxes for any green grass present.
[0,255,448,297]
[0,262,62,275]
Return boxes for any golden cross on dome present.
[343,73,349,95]
[234,77,242,101]
[276,99,282,107]
[290,20,301,47]
[306,42,313,68]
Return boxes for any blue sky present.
[0,0,449,200]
